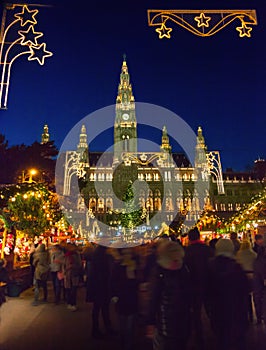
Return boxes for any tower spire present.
[160,125,172,153]
[195,126,207,165]
[41,124,49,144]
[113,56,137,164]
[77,124,89,165]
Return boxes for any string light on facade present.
[147,9,257,39]
[0,4,53,109]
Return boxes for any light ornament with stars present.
[194,12,211,28]
[156,22,173,39]
[18,25,43,47]
[28,43,53,65]
[0,4,53,108]
[14,5,38,27]
[236,22,253,37]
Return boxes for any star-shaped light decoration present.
[155,23,172,39]
[14,5,39,27]
[18,25,43,46]
[236,22,252,37]
[28,43,53,65]
[194,12,211,28]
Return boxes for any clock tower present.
[113,55,137,165]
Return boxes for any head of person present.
[209,238,219,250]
[215,238,234,258]
[254,234,264,246]
[38,243,46,252]
[157,240,185,270]
[188,227,200,242]
[230,232,238,240]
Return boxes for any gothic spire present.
[41,124,49,144]
[77,124,88,150]
[116,54,135,105]
[160,125,172,153]
[195,126,208,168]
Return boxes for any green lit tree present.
[119,181,146,229]
[3,183,63,237]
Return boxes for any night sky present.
[0,0,265,171]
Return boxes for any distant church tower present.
[195,126,208,173]
[113,55,137,164]
[41,124,50,144]
[77,124,89,165]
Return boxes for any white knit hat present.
[215,238,234,258]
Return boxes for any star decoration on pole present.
[194,13,211,28]
[155,22,173,39]
[236,22,253,37]
[0,4,53,109]
[28,43,53,65]
[14,5,38,27]
[18,25,43,46]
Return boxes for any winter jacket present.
[207,255,249,338]
[147,263,192,339]
[111,258,139,316]
[184,241,212,296]
[33,245,50,281]
[64,250,82,288]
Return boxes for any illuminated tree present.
[1,183,63,237]
[120,181,146,229]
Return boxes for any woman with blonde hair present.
[236,240,257,322]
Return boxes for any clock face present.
[122,113,129,121]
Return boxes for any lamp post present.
[22,169,37,183]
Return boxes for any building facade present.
[61,58,265,237]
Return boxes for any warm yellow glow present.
[28,42,53,65]
[29,169,37,176]
[236,22,252,37]
[194,13,211,28]
[0,4,53,109]
[18,25,43,46]
[147,9,257,38]
[155,22,172,39]
[14,5,38,27]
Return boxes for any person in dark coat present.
[253,246,266,325]
[253,234,265,256]
[207,239,249,350]
[87,245,114,338]
[183,227,212,349]
[146,240,192,350]
[0,258,8,307]
[111,247,140,350]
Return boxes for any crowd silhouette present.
[23,229,266,350]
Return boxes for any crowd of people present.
[16,230,266,350]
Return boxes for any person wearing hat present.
[146,240,192,350]
[207,239,249,350]
[236,240,257,323]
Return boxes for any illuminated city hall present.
[60,57,265,237]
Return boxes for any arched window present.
[89,198,96,212]
[98,198,104,212]
[106,198,113,211]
